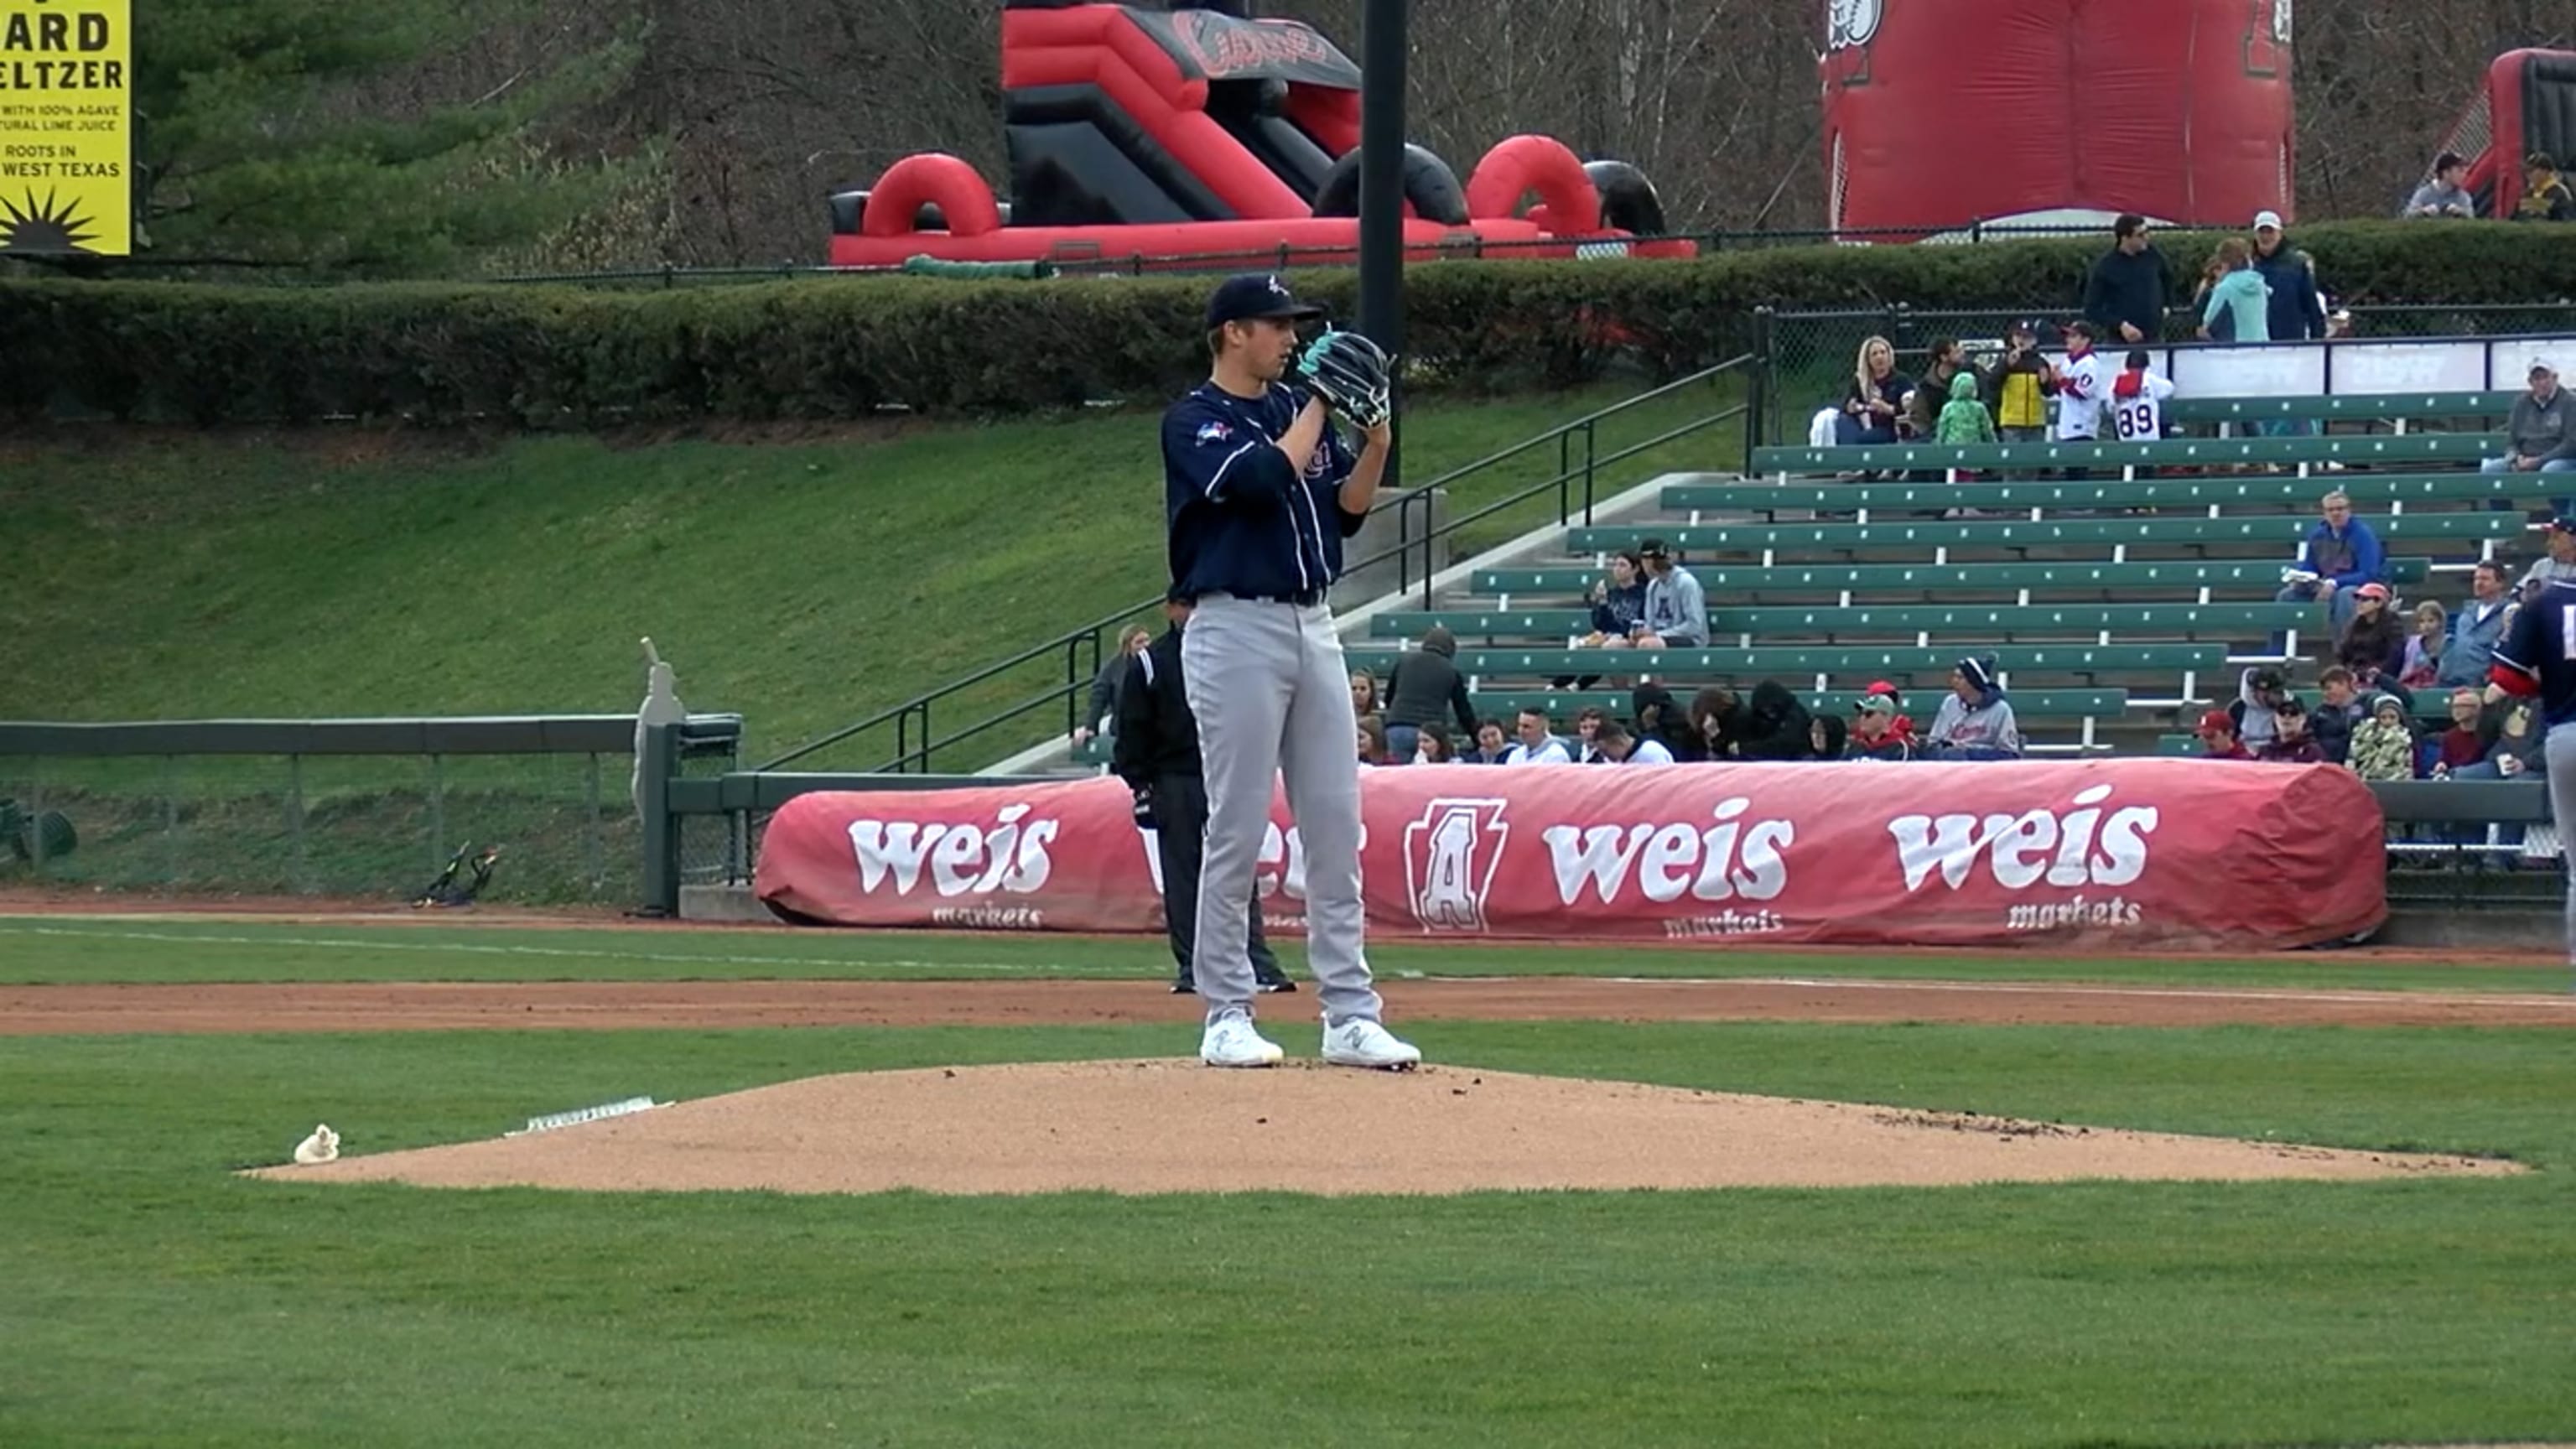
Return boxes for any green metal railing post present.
[286,754,307,892]
[583,753,605,896]
[637,721,680,916]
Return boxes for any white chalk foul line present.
[1583,974,2576,1010]
[0,924,1071,976]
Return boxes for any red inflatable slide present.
[828,0,1694,268]
[2423,49,2576,219]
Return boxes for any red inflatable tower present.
[1820,0,2295,236]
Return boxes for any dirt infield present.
[248,1058,2523,1196]
[11,974,2576,1036]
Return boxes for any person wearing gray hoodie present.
[1381,625,1478,761]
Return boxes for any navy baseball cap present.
[1205,273,1324,330]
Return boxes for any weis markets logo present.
[844,804,1057,898]
[1886,784,2158,930]
[1540,797,1796,906]
[1404,797,1509,932]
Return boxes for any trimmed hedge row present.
[4,221,2573,426]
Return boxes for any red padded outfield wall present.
[756,761,2386,952]
[1821,0,2296,233]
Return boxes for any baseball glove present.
[1297,328,1393,431]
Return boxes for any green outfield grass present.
[3,915,2568,995]
[1,383,1732,771]
[3,1021,2573,1447]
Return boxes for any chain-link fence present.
[1756,303,2576,447]
[0,716,740,907]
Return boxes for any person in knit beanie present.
[1925,655,2024,760]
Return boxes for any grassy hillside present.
[4,382,1736,768]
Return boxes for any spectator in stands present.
[2325,308,2355,340]
[1356,716,1394,766]
[1633,538,1707,649]
[1504,707,1571,765]
[1556,549,1647,688]
[1629,683,1691,761]
[1936,368,1997,445]
[1905,339,1975,439]
[2439,560,2516,690]
[2194,709,2254,760]
[1862,679,1918,741]
[1837,335,1905,446]
[1847,693,1915,761]
[2108,349,2177,444]
[2051,322,2111,447]
[2334,582,2407,679]
[2084,215,2168,344]
[2251,211,2329,344]
[2403,152,2477,218]
[2257,698,2328,763]
[2459,699,2542,783]
[2189,252,2234,342]
[1381,624,1477,761]
[1810,714,1849,761]
[2517,153,2574,222]
[2275,489,2384,638]
[2198,237,2271,343]
[2231,666,2291,750]
[1412,724,1459,765]
[1924,656,2023,760]
[1688,686,1746,760]
[2309,667,2364,764]
[1467,718,1511,764]
[2519,517,2576,602]
[2481,361,2576,516]
[2428,689,2490,777]
[1571,705,1613,764]
[1074,626,1153,746]
[2399,600,2450,692]
[1734,681,1815,761]
[2346,694,2418,781]
[1990,321,2054,444]
[1349,669,1381,721]
[1597,719,1676,766]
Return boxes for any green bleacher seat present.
[1472,558,2435,598]
[1473,688,2127,722]
[1368,603,2309,642]
[2153,733,2209,756]
[1352,643,2223,680]
[1565,511,2521,557]
[1657,471,2527,517]
[2162,391,2518,423]
[1751,432,2501,475]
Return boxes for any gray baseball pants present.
[1179,592,1384,1027]
[2549,724,2576,965]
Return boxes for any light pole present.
[1356,0,1406,490]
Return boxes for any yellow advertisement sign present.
[0,0,132,256]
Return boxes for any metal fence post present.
[428,753,446,870]
[163,756,179,889]
[1753,306,1778,449]
[286,754,308,893]
[28,777,44,877]
[637,721,680,916]
[583,752,605,896]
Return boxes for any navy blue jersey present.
[2489,579,2576,725]
[1163,380,1363,601]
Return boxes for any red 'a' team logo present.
[1402,797,1509,932]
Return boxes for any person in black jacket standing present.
[2082,214,2169,344]
[1114,592,1296,997]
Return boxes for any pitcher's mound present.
[254,1060,2521,1196]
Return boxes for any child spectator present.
[2428,690,2490,776]
[2398,601,2449,692]
[2257,699,2328,763]
[1925,656,2023,760]
[2194,709,2254,759]
[2052,322,2111,444]
[2345,694,2418,780]
[2107,349,2176,443]
[1936,368,1997,444]
[1810,713,1850,760]
[1990,321,2054,443]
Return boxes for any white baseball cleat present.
[1320,1018,1422,1071]
[1200,1015,1285,1068]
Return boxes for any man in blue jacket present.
[2272,488,2384,643]
[2251,211,2329,343]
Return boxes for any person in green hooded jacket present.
[1935,368,1997,444]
